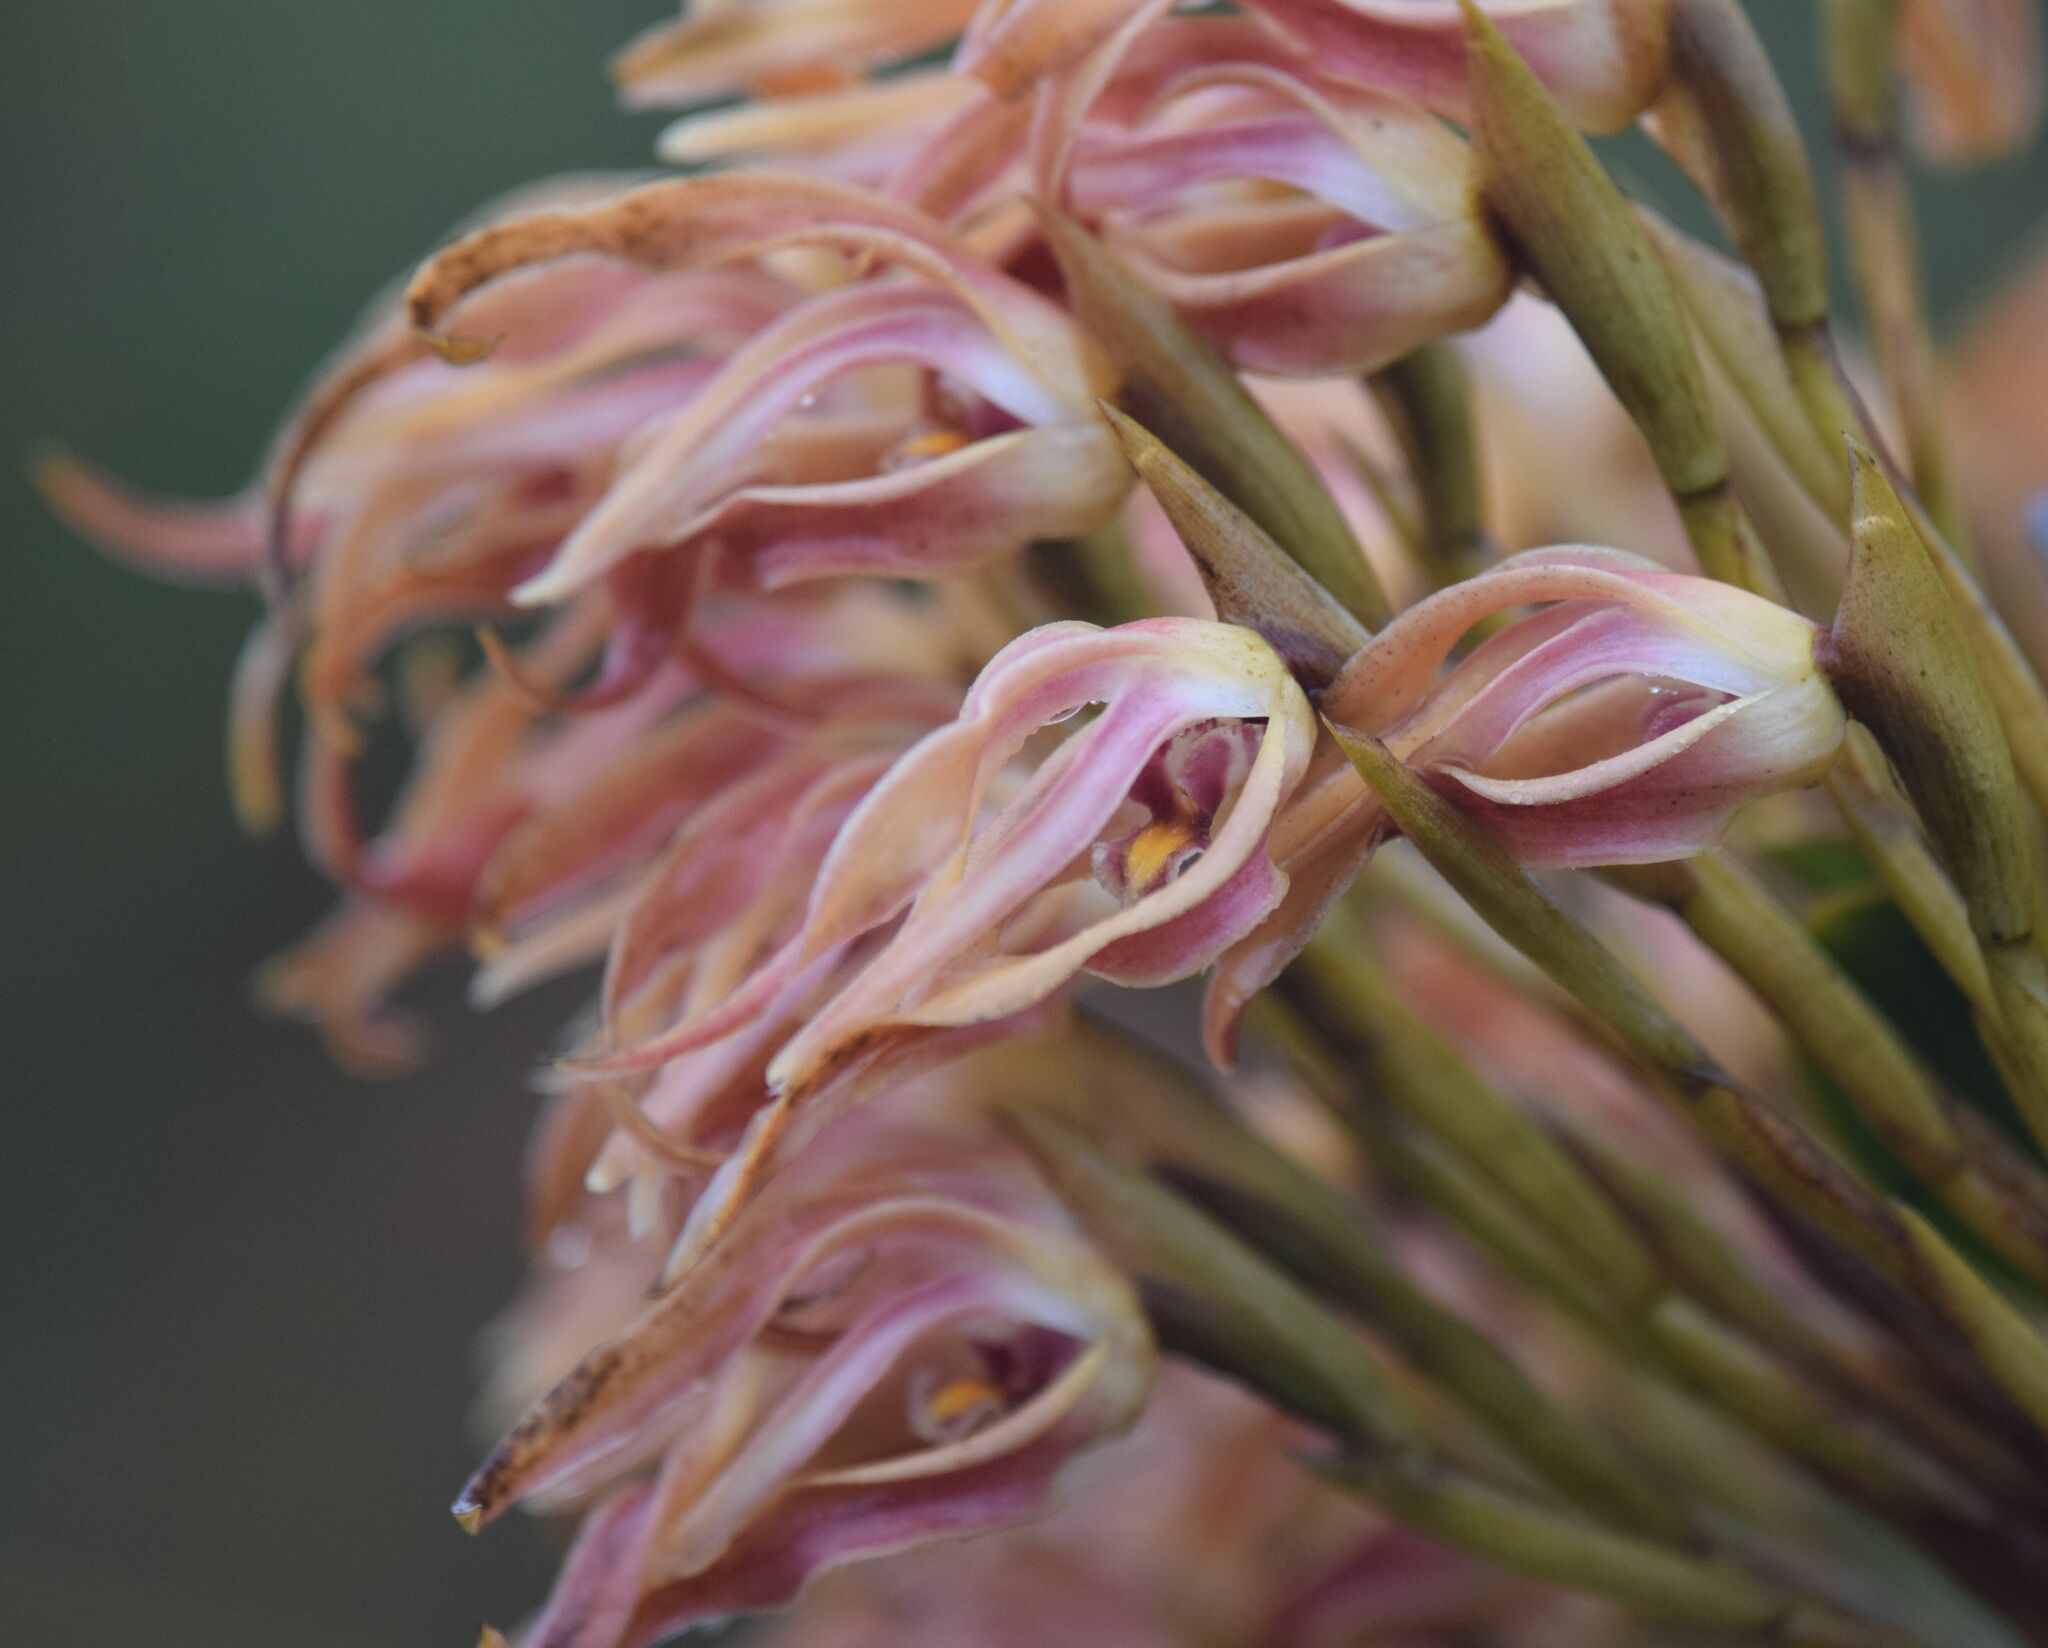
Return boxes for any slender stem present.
[1273,1007,1999,1533]
[1900,1205,2048,1440]
[1366,339,1494,587]
[1607,855,2048,1286]
[1822,0,1969,558]
[1328,1454,1793,1632]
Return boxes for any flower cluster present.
[47,0,2048,1645]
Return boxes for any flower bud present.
[1037,12,1513,379]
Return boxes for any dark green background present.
[3,4,2043,1643]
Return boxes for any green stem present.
[1326,1453,1790,1632]
[1607,855,2048,1286]
[1822,0,1970,557]
[1366,339,1493,587]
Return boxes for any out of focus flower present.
[1206,547,1845,1057]
[259,584,960,1074]
[1950,238,2048,681]
[1898,0,2043,165]
[955,0,1672,134]
[466,1083,1152,1648]
[651,6,1518,376]
[404,173,1130,604]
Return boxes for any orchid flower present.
[955,0,1672,133]
[461,1089,1153,1648]
[404,173,1130,605]
[555,619,1312,1259]
[42,243,827,826]
[258,578,964,1077]
[650,9,1516,378]
[1205,547,1847,1060]
[1029,4,1514,375]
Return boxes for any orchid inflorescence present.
[43,0,2048,1644]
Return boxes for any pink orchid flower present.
[403,173,1131,605]
[1205,547,1846,1061]
[956,0,1672,133]
[559,619,1313,1258]
[1029,3,1515,375]
[569,614,1310,1211]
[462,1092,1153,1648]
[651,10,1516,378]
[258,581,964,1076]
[42,236,828,820]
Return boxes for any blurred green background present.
[2,4,2044,1644]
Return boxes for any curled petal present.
[33,452,281,583]
[1445,675,1846,863]
[656,70,985,171]
[1039,20,1512,374]
[1322,546,1818,728]
[959,0,1159,95]
[713,422,1133,587]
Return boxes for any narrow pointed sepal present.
[1037,202,1390,629]
[1099,404,1368,689]
[1822,439,2035,947]
[1899,1203,2048,1440]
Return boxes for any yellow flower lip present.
[919,1374,1009,1436]
[1123,814,1203,896]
